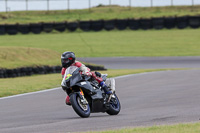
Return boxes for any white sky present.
[0,0,200,12]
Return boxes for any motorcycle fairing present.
[91,99,106,112]
[75,81,98,96]
[75,82,105,112]
[90,89,105,112]
[61,66,82,88]
[68,70,83,87]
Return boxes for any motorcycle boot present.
[100,81,112,95]
[65,95,71,106]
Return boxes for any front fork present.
[107,91,115,103]
[79,88,88,105]
[106,78,116,103]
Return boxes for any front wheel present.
[70,93,90,118]
[106,94,121,115]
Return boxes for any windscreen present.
[61,66,82,88]
[61,66,79,87]
[65,66,78,75]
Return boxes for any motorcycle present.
[61,66,121,118]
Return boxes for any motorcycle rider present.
[61,51,112,105]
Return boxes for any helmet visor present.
[63,58,72,63]
[63,59,69,63]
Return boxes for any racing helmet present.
[61,51,76,68]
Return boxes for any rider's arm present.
[74,61,91,76]
[75,61,104,83]
[61,68,66,78]
[61,61,90,78]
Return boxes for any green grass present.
[1,29,200,59]
[0,69,177,97]
[0,47,60,68]
[0,5,200,24]
[85,122,200,133]
[0,73,61,97]
[1,29,200,69]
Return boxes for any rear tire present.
[106,94,121,115]
[70,93,90,118]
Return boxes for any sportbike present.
[61,66,121,118]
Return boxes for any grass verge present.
[0,46,60,68]
[0,5,200,24]
[1,29,200,59]
[0,68,178,97]
[85,122,200,133]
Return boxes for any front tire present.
[106,94,121,115]
[70,93,90,118]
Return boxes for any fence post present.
[151,0,153,7]
[47,0,49,11]
[5,0,8,12]
[26,0,28,11]
[129,0,131,10]
[108,0,111,11]
[171,0,173,6]
[89,0,91,12]
[67,0,70,13]
[192,0,194,6]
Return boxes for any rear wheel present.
[106,94,121,115]
[70,93,90,118]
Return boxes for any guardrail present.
[0,15,200,35]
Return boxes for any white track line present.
[114,70,170,79]
[0,70,172,100]
[0,87,60,100]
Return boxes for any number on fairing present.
[81,82,87,85]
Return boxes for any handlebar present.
[82,75,91,81]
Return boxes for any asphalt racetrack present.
[77,56,200,69]
[0,57,200,133]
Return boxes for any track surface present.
[0,57,200,133]
[77,57,200,69]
